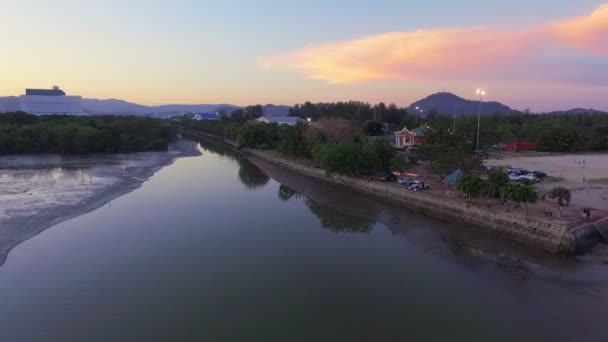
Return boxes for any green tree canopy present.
[457,174,486,198]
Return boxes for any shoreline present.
[0,138,201,267]
[185,130,606,254]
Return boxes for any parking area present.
[485,152,608,211]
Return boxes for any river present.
[0,139,606,341]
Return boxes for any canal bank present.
[183,129,606,254]
[243,149,584,254]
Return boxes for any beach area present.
[0,139,201,267]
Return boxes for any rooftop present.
[259,116,303,124]
[25,86,66,96]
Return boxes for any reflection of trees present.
[278,185,301,201]
[196,139,238,160]
[306,200,373,234]
[194,138,269,189]
[238,158,270,189]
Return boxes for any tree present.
[313,143,363,175]
[276,123,308,157]
[549,187,571,207]
[502,183,538,216]
[361,139,393,170]
[236,121,269,148]
[457,174,486,198]
[244,105,264,119]
[365,120,384,136]
[486,170,509,198]
[389,156,410,172]
[303,117,362,144]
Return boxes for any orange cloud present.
[260,28,538,83]
[552,4,608,55]
[259,4,608,84]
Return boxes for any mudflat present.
[0,139,201,267]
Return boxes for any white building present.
[255,116,303,126]
[19,86,82,115]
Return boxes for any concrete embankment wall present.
[243,149,578,254]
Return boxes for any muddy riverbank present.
[0,139,200,267]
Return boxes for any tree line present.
[190,101,608,153]
[0,112,175,154]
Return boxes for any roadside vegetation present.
[0,112,175,154]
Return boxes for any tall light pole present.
[475,88,486,151]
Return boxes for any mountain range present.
[408,92,520,116]
[0,93,604,117]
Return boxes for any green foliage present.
[276,123,309,157]
[457,174,486,198]
[311,139,394,175]
[501,183,538,215]
[361,139,393,170]
[312,143,363,175]
[486,170,509,197]
[389,156,409,172]
[413,126,481,176]
[549,187,571,206]
[236,121,269,148]
[0,112,173,154]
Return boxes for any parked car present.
[532,170,547,178]
[408,181,429,191]
[508,173,521,182]
[380,173,397,182]
[519,173,540,182]
[505,167,522,175]
[398,177,415,186]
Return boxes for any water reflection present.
[238,158,270,189]
[195,140,237,161]
[306,200,374,233]
[194,138,270,189]
[278,184,301,201]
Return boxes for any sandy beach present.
[0,139,201,267]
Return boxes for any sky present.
[1,0,607,111]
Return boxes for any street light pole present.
[475,88,486,151]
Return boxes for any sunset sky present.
[1,0,607,111]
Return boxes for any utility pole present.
[475,89,486,151]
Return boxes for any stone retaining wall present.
[243,149,577,254]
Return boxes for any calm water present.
[0,140,604,341]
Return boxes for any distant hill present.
[409,92,520,116]
[546,108,608,115]
[81,99,241,116]
[0,96,20,113]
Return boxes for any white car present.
[408,181,429,191]
[508,173,521,182]
[518,173,539,182]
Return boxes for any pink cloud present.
[552,5,608,55]
[259,5,608,84]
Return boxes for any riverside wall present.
[181,128,590,254]
[243,149,580,254]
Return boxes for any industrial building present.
[19,86,82,115]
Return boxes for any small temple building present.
[394,125,426,149]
